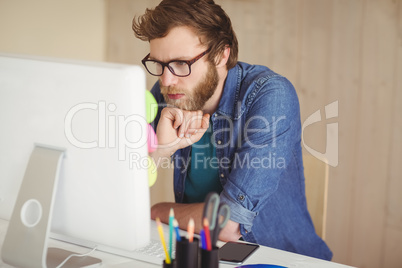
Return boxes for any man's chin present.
[165,99,186,110]
[166,99,202,111]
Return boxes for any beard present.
[160,62,219,111]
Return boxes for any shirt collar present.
[215,63,241,119]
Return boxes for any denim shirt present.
[150,62,333,260]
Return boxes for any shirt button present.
[239,195,245,201]
[217,140,222,145]
[220,173,224,178]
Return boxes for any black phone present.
[219,241,260,265]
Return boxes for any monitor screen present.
[0,54,151,256]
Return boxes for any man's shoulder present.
[236,61,281,86]
[231,61,295,100]
[220,62,298,118]
[230,61,295,99]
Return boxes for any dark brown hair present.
[132,0,238,69]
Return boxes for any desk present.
[0,219,354,268]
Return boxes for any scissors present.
[202,192,231,247]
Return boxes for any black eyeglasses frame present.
[141,49,211,77]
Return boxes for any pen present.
[173,219,181,241]
[156,217,171,264]
[169,208,174,260]
[188,218,194,242]
[200,229,206,249]
[203,217,212,250]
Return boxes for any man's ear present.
[216,46,230,68]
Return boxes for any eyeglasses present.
[141,49,210,77]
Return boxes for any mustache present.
[160,85,185,95]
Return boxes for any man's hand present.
[218,219,242,242]
[152,107,210,160]
[151,202,204,233]
[151,202,242,242]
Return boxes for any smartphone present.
[219,241,260,265]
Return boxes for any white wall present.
[0,0,106,61]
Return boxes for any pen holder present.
[163,259,175,268]
[175,237,199,268]
[200,247,219,268]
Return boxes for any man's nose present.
[159,66,178,87]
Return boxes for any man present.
[132,0,332,260]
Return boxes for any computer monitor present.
[0,54,151,266]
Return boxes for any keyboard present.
[50,221,180,265]
[99,221,179,265]
[132,239,167,259]
[124,238,176,265]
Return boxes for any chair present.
[303,153,329,240]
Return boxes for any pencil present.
[168,208,174,260]
[156,217,171,264]
[188,218,194,242]
[203,217,212,250]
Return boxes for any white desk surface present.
[0,219,354,268]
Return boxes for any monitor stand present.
[1,145,102,268]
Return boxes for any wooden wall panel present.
[106,0,162,90]
[382,1,402,267]
[350,1,399,267]
[106,1,402,267]
[325,0,364,263]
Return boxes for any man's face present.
[149,26,219,111]
[159,61,218,111]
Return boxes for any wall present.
[0,0,106,61]
[106,1,402,267]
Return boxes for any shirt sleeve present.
[219,75,302,233]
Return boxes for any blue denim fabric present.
[150,62,333,260]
